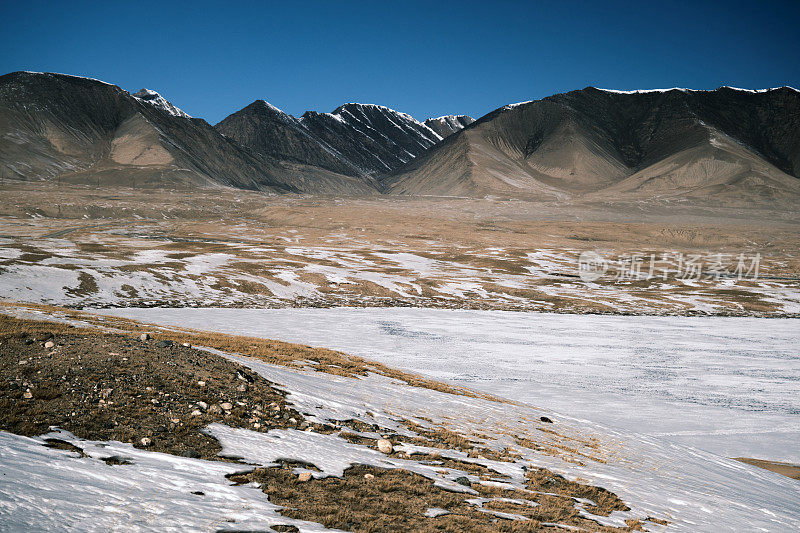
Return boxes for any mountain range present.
[1,71,798,204]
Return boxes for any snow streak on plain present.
[104,308,800,463]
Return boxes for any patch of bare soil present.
[734,457,800,480]
[0,315,304,460]
[230,464,654,532]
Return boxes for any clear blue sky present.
[2,1,798,124]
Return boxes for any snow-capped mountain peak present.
[424,115,475,138]
[593,86,799,95]
[132,88,191,118]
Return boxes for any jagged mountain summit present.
[1,71,798,204]
[299,103,442,175]
[424,115,475,138]
[385,86,800,205]
[0,71,297,190]
[131,88,191,118]
[217,101,443,181]
[215,100,367,180]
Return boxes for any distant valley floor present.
[0,182,798,316]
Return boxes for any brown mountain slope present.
[0,71,301,191]
[0,72,382,195]
[384,87,800,204]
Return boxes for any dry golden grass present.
[2,181,798,316]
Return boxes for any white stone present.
[377,438,393,454]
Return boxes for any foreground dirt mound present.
[231,464,650,532]
[0,319,303,460]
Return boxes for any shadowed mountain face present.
[424,115,475,138]
[299,103,442,176]
[385,87,800,205]
[215,100,362,178]
[0,71,297,191]
[216,100,447,189]
[2,72,798,204]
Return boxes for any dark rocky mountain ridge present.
[0,71,296,191]
[218,101,443,181]
[1,71,797,204]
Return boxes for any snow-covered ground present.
[103,308,800,463]
[0,430,334,532]
[5,331,800,531]
[4,306,800,531]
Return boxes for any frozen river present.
[104,308,800,463]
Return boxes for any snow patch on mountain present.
[424,115,475,138]
[502,100,534,110]
[596,86,799,95]
[331,103,443,145]
[21,71,116,86]
[132,88,191,118]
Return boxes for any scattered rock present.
[155,340,173,348]
[364,473,374,480]
[236,383,248,392]
[540,416,553,423]
[23,390,33,399]
[297,472,313,482]
[236,370,255,383]
[181,342,191,348]
[220,402,233,411]
[140,437,152,447]
[196,401,208,410]
[197,380,206,387]
[454,476,471,486]
[44,341,55,349]
[100,388,113,399]
[190,409,202,417]
[208,404,222,415]
[377,438,393,454]
[140,333,151,341]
